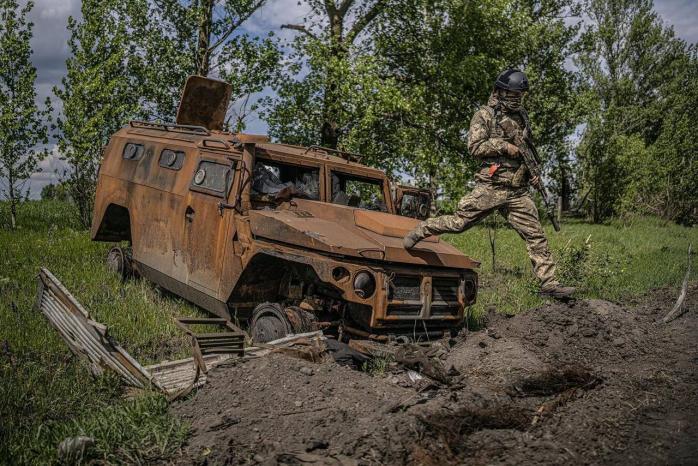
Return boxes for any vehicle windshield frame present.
[329,169,390,212]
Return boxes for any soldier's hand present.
[504,143,520,158]
[530,175,541,187]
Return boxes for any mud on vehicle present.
[91,76,479,342]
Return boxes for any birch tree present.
[0,0,50,229]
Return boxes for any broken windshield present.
[251,159,320,202]
[331,172,387,212]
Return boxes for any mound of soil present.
[170,285,698,465]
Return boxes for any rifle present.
[515,133,561,232]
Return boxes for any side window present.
[122,143,145,161]
[190,160,232,197]
[331,172,387,212]
[158,149,185,170]
[400,191,431,219]
[251,159,320,201]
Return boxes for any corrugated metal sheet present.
[146,354,231,393]
[36,268,162,390]
[37,268,327,395]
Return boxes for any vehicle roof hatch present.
[176,75,232,131]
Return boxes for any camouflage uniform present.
[413,95,559,287]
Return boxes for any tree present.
[0,0,50,229]
[54,0,143,228]
[40,182,69,202]
[372,0,581,211]
[267,0,390,149]
[265,0,581,211]
[575,0,695,223]
[136,0,281,128]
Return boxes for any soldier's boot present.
[403,228,425,250]
[539,283,576,299]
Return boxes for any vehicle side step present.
[174,317,246,373]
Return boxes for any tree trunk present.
[8,171,16,229]
[196,0,214,76]
[559,162,570,211]
[320,4,345,149]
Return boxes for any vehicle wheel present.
[106,246,133,280]
[250,302,293,343]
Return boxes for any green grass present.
[444,215,697,319]
[1,200,696,463]
[0,200,202,464]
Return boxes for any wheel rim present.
[251,314,290,343]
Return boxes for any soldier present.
[403,69,575,299]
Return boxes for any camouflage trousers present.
[415,182,558,287]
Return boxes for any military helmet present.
[494,69,529,91]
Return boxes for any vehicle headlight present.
[353,271,376,299]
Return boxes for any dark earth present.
[169,284,698,465]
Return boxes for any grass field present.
[1,200,696,464]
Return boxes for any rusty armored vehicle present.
[91,76,479,342]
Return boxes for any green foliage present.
[40,181,70,202]
[1,195,696,462]
[54,0,281,229]
[0,200,205,464]
[0,0,50,229]
[264,0,393,151]
[361,355,392,377]
[575,0,697,224]
[54,0,144,228]
[445,217,697,317]
[266,0,581,210]
[136,0,281,124]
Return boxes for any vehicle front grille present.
[385,273,463,319]
[432,277,459,303]
[386,304,422,316]
[390,275,421,301]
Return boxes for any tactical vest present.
[480,105,531,170]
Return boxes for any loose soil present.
[170,285,698,465]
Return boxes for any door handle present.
[185,206,195,223]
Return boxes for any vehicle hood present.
[248,200,479,269]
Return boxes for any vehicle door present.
[184,156,237,294]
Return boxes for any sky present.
[13,0,698,198]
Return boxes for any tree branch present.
[281,23,319,40]
[208,0,266,53]
[346,0,387,44]
[324,0,337,18]
[337,0,355,17]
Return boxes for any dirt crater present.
[169,285,698,465]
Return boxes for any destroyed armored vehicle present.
[91,76,479,342]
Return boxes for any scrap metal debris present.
[36,267,161,390]
[36,268,332,395]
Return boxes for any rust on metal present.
[176,75,232,131]
[91,75,480,340]
[37,268,327,394]
[394,184,432,220]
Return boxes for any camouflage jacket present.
[467,97,530,185]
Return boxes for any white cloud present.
[653,0,698,44]
[27,145,68,198]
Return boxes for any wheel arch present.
[92,203,132,242]
[225,251,344,317]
